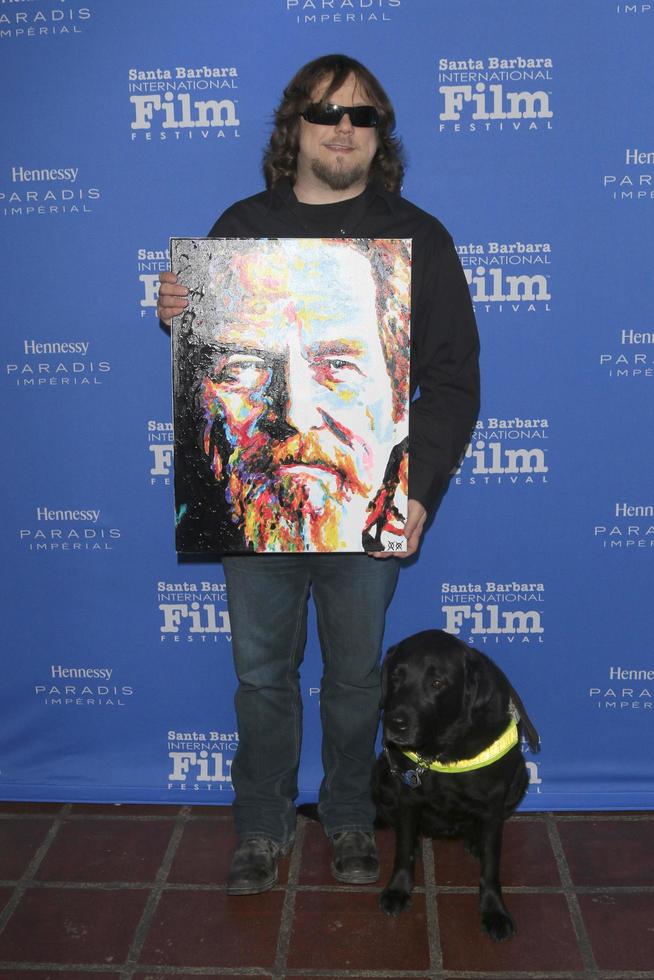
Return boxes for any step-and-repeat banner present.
[1,0,652,810]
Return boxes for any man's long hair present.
[263,54,405,193]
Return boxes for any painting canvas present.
[170,237,412,554]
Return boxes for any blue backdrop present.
[1,0,652,810]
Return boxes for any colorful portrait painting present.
[171,237,411,554]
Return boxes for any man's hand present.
[368,499,427,560]
[157,271,188,327]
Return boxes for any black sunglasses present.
[300,103,379,128]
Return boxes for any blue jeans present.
[222,553,400,845]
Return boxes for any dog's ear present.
[380,644,397,704]
[463,649,498,721]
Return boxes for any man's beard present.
[310,157,368,192]
[218,430,373,552]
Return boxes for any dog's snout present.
[386,710,410,733]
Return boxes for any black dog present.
[372,629,539,941]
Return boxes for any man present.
[158,54,479,895]
[173,236,411,554]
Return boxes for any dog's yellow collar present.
[402,718,519,774]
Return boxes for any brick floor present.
[0,802,653,978]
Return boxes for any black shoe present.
[227,837,288,895]
[330,830,379,884]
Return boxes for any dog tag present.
[402,769,422,788]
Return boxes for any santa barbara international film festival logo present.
[2,166,101,218]
[440,579,545,648]
[167,727,236,794]
[594,501,654,551]
[453,417,549,488]
[138,246,168,319]
[457,240,551,315]
[589,664,653,712]
[5,338,111,388]
[148,420,173,486]
[19,507,121,553]
[157,579,232,646]
[437,55,553,134]
[34,664,134,708]
[283,0,401,25]
[603,146,654,203]
[128,64,240,142]
[599,326,654,380]
[0,0,92,41]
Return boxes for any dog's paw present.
[481,908,516,942]
[380,888,412,916]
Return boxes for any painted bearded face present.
[198,240,403,552]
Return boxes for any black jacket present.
[208,179,480,514]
